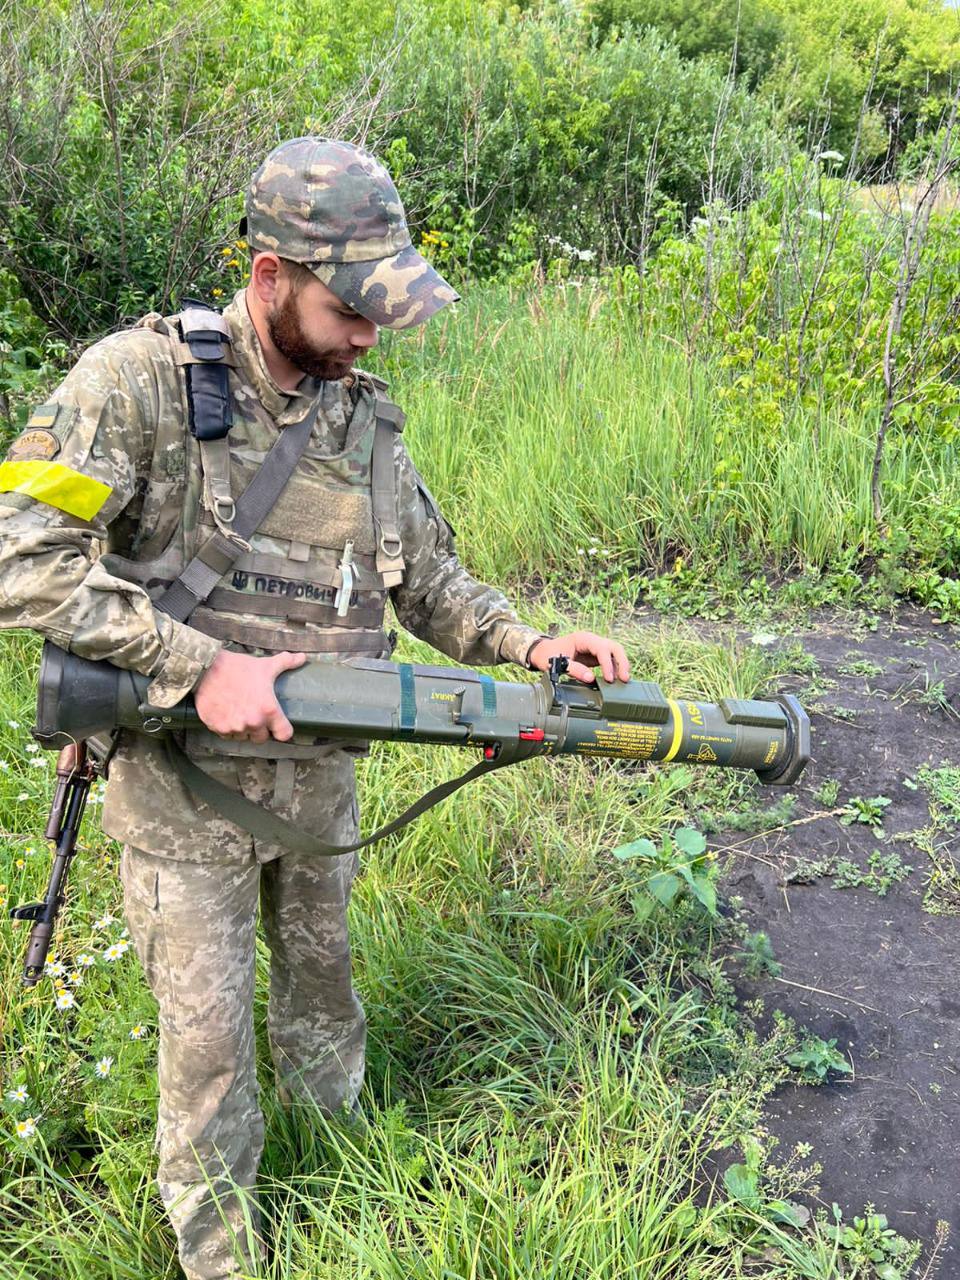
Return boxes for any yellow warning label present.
[580,722,660,760]
[763,739,779,766]
[694,742,718,763]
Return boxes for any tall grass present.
[0,621,878,1278]
[375,282,958,586]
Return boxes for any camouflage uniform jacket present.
[0,290,544,857]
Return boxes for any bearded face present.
[266,288,361,382]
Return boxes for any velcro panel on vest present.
[223,481,379,554]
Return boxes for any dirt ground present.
[720,609,960,1263]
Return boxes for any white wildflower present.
[816,150,844,164]
[16,793,29,801]
[15,1117,37,1139]
[7,1085,29,1104]
[55,990,75,1011]
[76,952,94,968]
[128,1025,147,1041]
[24,742,39,754]
[93,913,115,930]
[103,940,130,962]
[6,720,19,729]
[94,1056,114,1078]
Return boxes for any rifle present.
[9,741,101,986]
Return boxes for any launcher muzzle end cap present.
[755,694,810,787]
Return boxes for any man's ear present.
[250,251,283,306]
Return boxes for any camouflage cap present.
[246,137,459,330]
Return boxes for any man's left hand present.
[526,632,630,684]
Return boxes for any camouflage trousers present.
[118,751,365,1280]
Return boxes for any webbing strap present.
[164,735,511,856]
[155,401,322,623]
[188,614,389,654]
[371,394,405,588]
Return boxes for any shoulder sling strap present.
[163,734,515,856]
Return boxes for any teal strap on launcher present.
[398,663,417,734]
[479,673,497,717]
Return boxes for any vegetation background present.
[1,0,959,1275]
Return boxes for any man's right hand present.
[193,649,307,744]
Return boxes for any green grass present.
[372,282,960,596]
[0,620,910,1278]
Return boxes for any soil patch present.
[721,609,960,1261]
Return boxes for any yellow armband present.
[0,460,112,520]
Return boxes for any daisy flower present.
[76,952,94,968]
[7,1085,29,1104]
[103,940,130,962]
[93,913,115,930]
[128,1025,147,1041]
[55,990,76,1011]
[45,960,65,978]
[94,1057,113,1078]
[15,1117,37,1139]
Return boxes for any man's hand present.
[194,650,307,743]
[527,632,630,684]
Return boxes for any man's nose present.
[350,318,379,350]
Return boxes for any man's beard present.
[267,292,357,381]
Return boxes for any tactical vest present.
[101,302,405,755]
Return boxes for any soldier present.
[0,137,630,1279]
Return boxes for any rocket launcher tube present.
[35,646,809,786]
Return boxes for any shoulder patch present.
[25,403,61,431]
[6,427,61,462]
